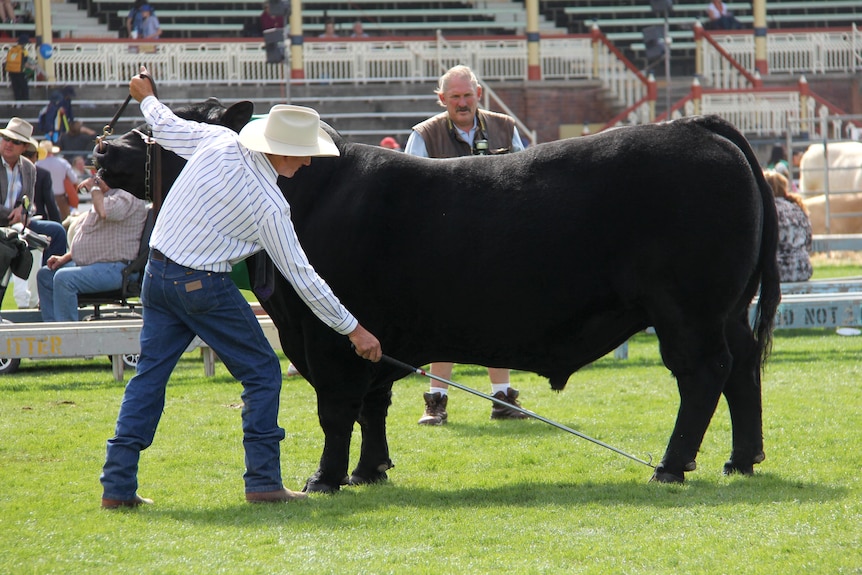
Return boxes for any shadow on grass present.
[147,473,847,525]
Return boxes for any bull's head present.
[93,97,254,200]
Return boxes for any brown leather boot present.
[490,388,529,420]
[418,392,448,425]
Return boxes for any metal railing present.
[2,28,859,142]
[700,23,862,88]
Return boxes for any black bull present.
[95,100,780,489]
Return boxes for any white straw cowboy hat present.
[238,105,339,157]
[0,117,39,148]
[39,140,61,155]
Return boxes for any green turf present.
[0,328,860,574]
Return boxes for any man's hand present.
[7,206,24,226]
[46,253,71,271]
[129,66,155,103]
[348,324,382,362]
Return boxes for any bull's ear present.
[222,101,255,133]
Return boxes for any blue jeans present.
[28,219,67,265]
[36,261,127,321]
[100,255,285,501]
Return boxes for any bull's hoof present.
[302,474,350,494]
[723,451,765,476]
[349,460,394,486]
[649,465,685,484]
[348,471,388,486]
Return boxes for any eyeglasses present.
[1,135,26,146]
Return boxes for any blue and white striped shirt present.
[142,96,358,335]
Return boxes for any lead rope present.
[95,74,162,215]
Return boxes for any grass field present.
[1,332,861,573]
[1,256,860,574]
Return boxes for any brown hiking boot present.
[490,388,529,420]
[418,392,448,425]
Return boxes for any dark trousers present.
[9,72,29,101]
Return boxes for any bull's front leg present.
[304,392,363,494]
[349,382,394,486]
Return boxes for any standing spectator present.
[404,64,528,425]
[98,66,382,509]
[38,87,77,143]
[37,175,148,322]
[36,140,78,220]
[0,0,15,23]
[22,145,61,223]
[259,1,284,32]
[350,21,369,38]
[139,4,161,39]
[126,0,145,38]
[705,0,742,30]
[3,35,33,101]
[764,169,813,283]
[318,19,338,39]
[58,121,98,158]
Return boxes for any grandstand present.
[91,0,563,39]
[541,0,862,71]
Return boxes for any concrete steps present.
[52,0,116,39]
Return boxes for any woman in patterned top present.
[764,169,812,282]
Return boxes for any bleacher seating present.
[90,0,534,39]
[534,0,862,65]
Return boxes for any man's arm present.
[130,67,224,160]
[403,131,428,157]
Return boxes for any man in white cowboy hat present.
[0,118,68,306]
[100,66,382,509]
[36,139,78,220]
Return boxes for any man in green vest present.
[404,64,528,425]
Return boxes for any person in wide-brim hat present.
[238,105,339,157]
[0,117,39,148]
[98,66,380,510]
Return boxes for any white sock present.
[429,386,448,397]
[491,383,511,395]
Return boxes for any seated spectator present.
[379,136,401,150]
[0,0,16,23]
[15,144,61,308]
[0,118,69,269]
[350,21,369,38]
[37,175,148,322]
[71,155,95,184]
[259,1,284,32]
[126,0,145,38]
[705,0,742,30]
[319,19,338,39]
[58,121,97,158]
[139,4,161,40]
[764,169,812,283]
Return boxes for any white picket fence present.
[3,26,859,139]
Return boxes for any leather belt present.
[151,248,170,262]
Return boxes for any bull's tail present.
[698,116,781,365]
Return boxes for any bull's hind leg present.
[304,392,363,494]
[721,315,765,476]
[652,322,733,483]
[349,383,395,486]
